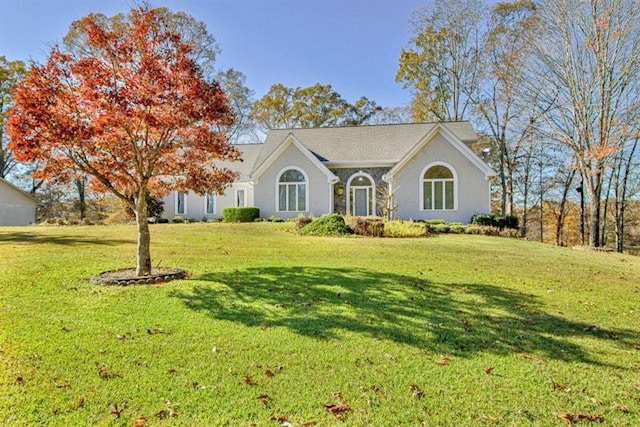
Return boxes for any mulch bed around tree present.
[92,267,188,286]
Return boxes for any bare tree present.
[396,0,485,122]
[527,0,640,247]
[472,1,539,215]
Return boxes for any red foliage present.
[7,6,239,275]
[7,6,239,202]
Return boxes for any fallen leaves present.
[146,327,171,335]
[257,394,270,406]
[155,401,179,419]
[612,402,629,413]
[70,396,85,411]
[552,381,572,393]
[96,363,122,379]
[409,384,424,399]
[324,402,350,418]
[485,367,494,375]
[131,417,147,426]
[110,402,125,418]
[557,413,604,424]
[436,355,450,365]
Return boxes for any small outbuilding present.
[0,177,37,226]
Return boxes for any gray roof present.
[218,143,263,180]
[227,122,479,178]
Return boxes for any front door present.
[353,187,370,216]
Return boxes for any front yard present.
[1,223,639,425]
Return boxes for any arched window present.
[347,173,375,217]
[278,168,307,212]
[422,164,456,210]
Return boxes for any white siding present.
[162,183,254,221]
[253,143,331,219]
[0,181,37,226]
[392,133,491,223]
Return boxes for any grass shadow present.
[0,231,134,246]
[171,266,638,367]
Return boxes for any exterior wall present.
[330,167,390,216]
[253,143,332,219]
[162,182,254,221]
[391,133,491,223]
[0,182,37,226]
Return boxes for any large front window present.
[422,165,455,210]
[278,168,307,212]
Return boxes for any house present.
[0,177,37,226]
[162,121,496,223]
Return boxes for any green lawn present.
[1,223,639,426]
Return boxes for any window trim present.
[175,191,187,215]
[419,162,458,211]
[346,172,376,217]
[204,192,216,215]
[234,188,246,207]
[275,166,309,213]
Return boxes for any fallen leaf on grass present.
[269,414,288,422]
[324,402,350,418]
[257,394,270,406]
[557,413,604,424]
[301,422,315,427]
[485,367,494,375]
[332,391,342,399]
[436,355,450,365]
[265,369,275,378]
[242,375,253,385]
[155,401,179,419]
[14,376,24,385]
[131,417,147,426]
[96,363,122,379]
[71,396,85,411]
[552,382,571,392]
[409,384,424,399]
[56,382,71,389]
[612,402,629,413]
[146,327,171,335]
[110,403,125,418]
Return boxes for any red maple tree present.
[7,6,240,276]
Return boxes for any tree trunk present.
[75,176,86,220]
[587,171,602,248]
[134,188,151,276]
[614,138,639,253]
[555,169,575,246]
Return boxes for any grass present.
[1,222,640,426]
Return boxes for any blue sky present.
[0,0,427,107]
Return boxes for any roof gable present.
[250,133,338,183]
[384,124,496,180]
[0,177,37,202]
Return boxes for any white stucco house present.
[0,177,37,226]
[162,121,496,223]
